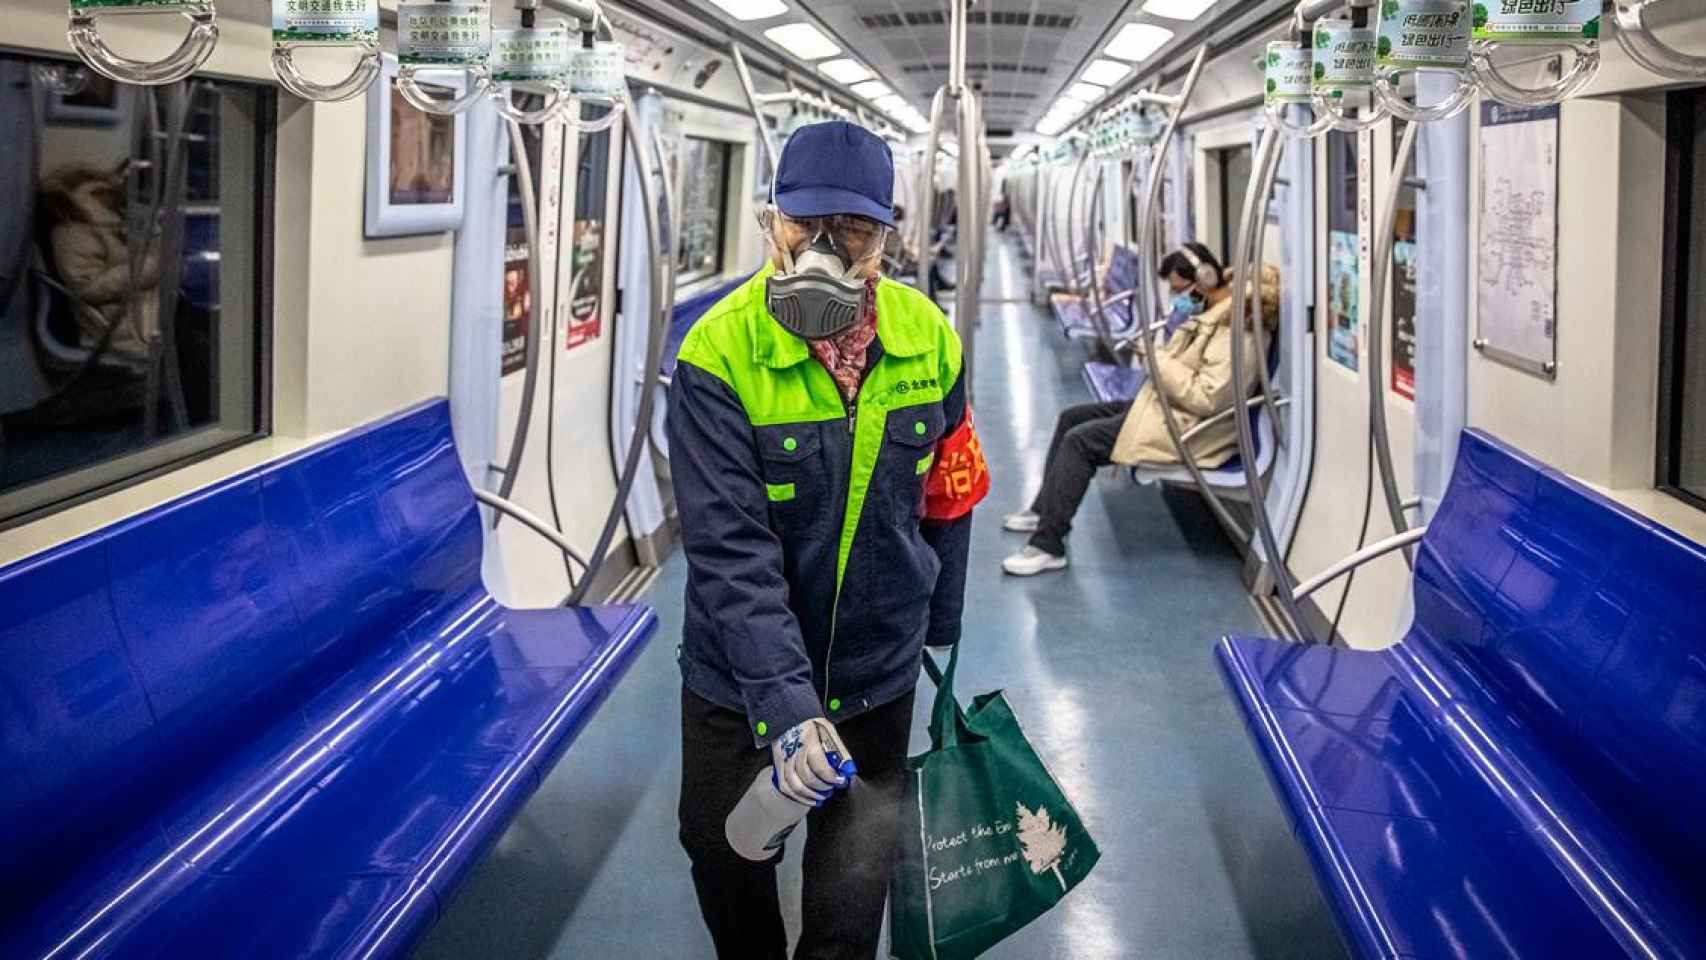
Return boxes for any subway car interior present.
[2,0,1705,956]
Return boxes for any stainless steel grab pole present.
[1230,124,1315,642]
[919,87,947,300]
[730,45,778,178]
[1081,159,1118,353]
[956,88,980,402]
[1366,119,1419,565]
[569,79,670,604]
[1063,151,1091,295]
[494,118,545,516]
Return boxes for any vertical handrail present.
[568,34,670,603]
[730,45,779,179]
[1130,47,1251,546]
[1081,160,1117,352]
[954,88,984,401]
[919,87,947,299]
[1231,125,1314,642]
[493,117,546,514]
[1366,119,1419,564]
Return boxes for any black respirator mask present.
[764,213,887,341]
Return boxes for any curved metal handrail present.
[475,489,590,569]
[1230,123,1315,642]
[1131,47,1252,546]
[1365,119,1420,565]
[569,79,671,604]
[919,87,948,298]
[493,118,548,515]
[1292,526,1428,601]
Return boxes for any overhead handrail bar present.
[1132,45,1256,548]
[1365,119,1420,565]
[731,44,780,175]
[68,0,218,86]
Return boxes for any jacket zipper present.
[822,369,868,707]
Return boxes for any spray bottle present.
[724,750,858,862]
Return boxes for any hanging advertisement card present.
[1475,101,1559,378]
[1391,239,1418,399]
[502,231,529,375]
[1327,229,1361,371]
[564,219,604,350]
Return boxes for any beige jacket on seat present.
[1111,264,1282,469]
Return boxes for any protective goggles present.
[757,205,890,268]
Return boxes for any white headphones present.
[1176,244,1222,293]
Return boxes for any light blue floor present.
[416,238,1346,959]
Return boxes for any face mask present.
[764,215,883,341]
[1170,291,1205,318]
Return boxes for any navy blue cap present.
[774,121,895,228]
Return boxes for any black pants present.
[679,686,916,960]
[1027,399,1131,556]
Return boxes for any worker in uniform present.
[668,120,988,960]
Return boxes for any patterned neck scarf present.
[808,277,880,403]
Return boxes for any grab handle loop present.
[67,0,219,87]
[1373,0,1477,121]
[1311,20,1390,133]
[1612,0,1706,80]
[396,0,493,116]
[271,0,381,102]
[489,23,571,124]
[1263,40,1336,139]
[1468,0,1601,105]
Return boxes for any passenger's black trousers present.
[1027,399,1132,556]
[679,685,916,960]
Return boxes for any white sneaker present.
[1002,546,1068,576]
[1001,510,1040,533]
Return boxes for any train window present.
[676,136,732,286]
[1658,87,1706,511]
[0,55,273,530]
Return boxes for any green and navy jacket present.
[668,264,975,747]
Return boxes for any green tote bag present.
[889,644,1100,960]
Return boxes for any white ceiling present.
[677,0,1234,137]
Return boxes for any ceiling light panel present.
[873,94,908,114]
[1082,59,1132,86]
[817,58,873,83]
[1104,22,1175,61]
[851,80,893,100]
[1065,82,1104,102]
[763,22,841,60]
[705,0,789,21]
[1141,0,1217,20]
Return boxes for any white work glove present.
[770,717,855,805]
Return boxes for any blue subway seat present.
[1051,245,1140,341]
[1081,362,1145,403]
[661,274,753,380]
[1216,429,1706,959]
[0,399,656,959]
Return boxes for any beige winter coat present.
[1111,264,1282,468]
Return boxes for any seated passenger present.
[1001,242,1280,576]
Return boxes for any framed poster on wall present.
[1475,101,1559,379]
[1328,230,1361,372]
[1392,239,1418,399]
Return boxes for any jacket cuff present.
[742,681,825,748]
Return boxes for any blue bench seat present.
[0,399,656,959]
[1216,430,1706,959]
[1051,245,1141,341]
[1081,361,1144,403]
